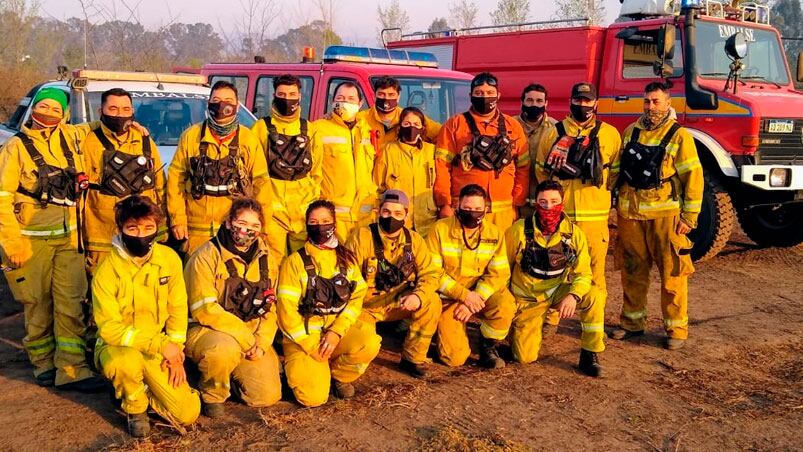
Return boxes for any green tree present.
[554,0,607,26]
[772,0,803,83]
[490,0,529,28]
[377,0,410,45]
[450,0,479,30]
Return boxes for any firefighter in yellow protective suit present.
[357,75,441,150]
[492,180,605,377]
[277,200,381,407]
[373,107,440,237]
[0,87,106,390]
[310,82,377,242]
[251,75,320,261]
[426,184,514,369]
[82,88,167,273]
[167,81,272,255]
[536,83,621,335]
[93,195,200,437]
[609,82,703,350]
[184,198,281,418]
[346,190,442,378]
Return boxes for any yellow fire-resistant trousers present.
[510,285,606,364]
[544,220,609,327]
[437,289,516,367]
[97,344,200,425]
[266,221,307,264]
[185,326,281,407]
[485,208,517,235]
[282,320,381,407]
[3,237,94,385]
[616,214,694,339]
[359,290,442,364]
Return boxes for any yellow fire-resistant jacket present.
[536,116,622,222]
[373,140,439,236]
[505,216,592,301]
[167,122,272,237]
[0,123,91,260]
[611,118,704,228]
[276,242,367,355]
[425,216,510,302]
[516,113,557,205]
[357,106,442,150]
[82,123,167,252]
[93,240,188,356]
[344,224,441,301]
[251,109,320,235]
[184,236,278,352]
[310,114,378,223]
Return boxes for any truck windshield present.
[370,77,471,123]
[696,21,789,85]
[85,92,256,147]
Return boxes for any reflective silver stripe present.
[189,296,217,312]
[530,267,566,278]
[322,136,347,144]
[203,184,230,193]
[334,206,351,213]
[21,224,77,237]
[0,191,14,197]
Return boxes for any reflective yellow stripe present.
[622,310,647,320]
[479,322,509,340]
[636,199,680,212]
[21,224,77,237]
[26,336,55,354]
[664,317,688,328]
[57,337,86,354]
[277,285,302,299]
[284,325,308,341]
[167,331,186,343]
[121,327,138,347]
[0,191,14,197]
[682,200,702,212]
[189,296,217,312]
[675,157,701,175]
[487,257,508,270]
[475,282,495,300]
[430,255,443,266]
[322,136,348,144]
[438,276,458,293]
[435,148,455,162]
[581,322,605,333]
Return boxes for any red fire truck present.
[386,0,803,261]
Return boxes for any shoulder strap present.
[258,253,270,282]
[369,223,385,261]
[628,127,642,146]
[224,259,240,278]
[58,130,77,170]
[403,227,413,254]
[497,112,507,136]
[263,116,277,134]
[524,215,535,242]
[15,133,48,169]
[462,112,480,137]
[198,122,209,157]
[93,127,116,151]
[660,123,682,149]
[142,134,152,159]
[228,128,240,159]
[297,247,317,278]
[300,118,308,136]
[555,121,566,139]
[588,120,603,141]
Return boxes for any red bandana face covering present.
[534,203,564,234]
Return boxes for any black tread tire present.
[689,173,736,262]
[737,203,803,248]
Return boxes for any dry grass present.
[417,425,529,452]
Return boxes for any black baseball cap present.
[571,82,597,100]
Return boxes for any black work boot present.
[127,412,151,438]
[56,375,108,393]
[332,379,355,399]
[578,349,604,378]
[478,338,505,369]
[35,368,56,387]
[399,358,428,379]
[202,402,226,419]
[609,328,644,341]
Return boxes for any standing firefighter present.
[515,83,556,219]
[83,88,167,272]
[346,190,442,378]
[0,87,105,390]
[168,81,272,255]
[434,72,529,233]
[276,200,380,407]
[252,74,319,261]
[610,82,703,350]
[536,82,621,336]
[93,196,200,437]
[426,184,514,369]
[492,180,605,376]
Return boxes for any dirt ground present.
[0,225,801,452]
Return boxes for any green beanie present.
[31,87,69,112]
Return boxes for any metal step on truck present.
[385,0,803,261]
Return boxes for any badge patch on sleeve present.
[159,276,169,285]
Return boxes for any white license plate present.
[767,120,795,133]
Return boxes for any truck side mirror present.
[656,25,676,61]
[797,51,803,83]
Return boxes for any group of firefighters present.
[0,70,702,437]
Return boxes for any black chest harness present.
[369,223,417,293]
[189,123,246,199]
[457,112,513,172]
[215,239,275,322]
[619,123,681,190]
[549,121,605,187]
[15,132,83,207]
[264,116,312,181]
[297,248,355,317]
[519,215,577,280]
[91,128,156,197]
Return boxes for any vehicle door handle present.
[615,95,630,103]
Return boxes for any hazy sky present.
[38,0,623,46]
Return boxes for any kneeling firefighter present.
[276,200,380,407]
[184,198,282,418]
[345,189,442,378]
[490,180,605,377]
[0,87,105,390]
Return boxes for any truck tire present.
[689,173,736,262]
[737,203,803,248]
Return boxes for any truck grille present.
[756,118,803,165]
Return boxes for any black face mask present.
[273,97,300,117]
[470,96,497,115]
[398,125,424,144]
[101,114,134,134]
[307,223,336,245]
[121,232,157,258]
[378,216,405,234]
[208,101,237,121]
[569,104,595,123]
[522,105,546,122]
[456,209,485,229]
[375,98,398,113]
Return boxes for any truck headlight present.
[769,168,791,187]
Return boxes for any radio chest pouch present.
[519,215,577,280]
[189,123,246,199]
[93,128,155,197]
[369,223,417,293]
[297,248,355,317]
[457,112,513,172]
[264,116,312,181]
[620,123,680,190]
[550,121,604,187]
[217,241,275,321]
[15,132,81,207]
